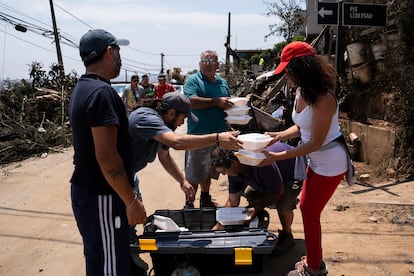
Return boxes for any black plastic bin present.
[130,208,277,275]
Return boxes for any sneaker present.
[184,201,195,209]
[200,194,218,208]
[288,257,328,276]
[272,229,295,256]
[256,209,270,229]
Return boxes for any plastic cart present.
[130,208,277,275]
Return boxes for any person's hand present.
[212,222,224,231]
[213,97,234,110]
[243,207,256,220]
[264,131,282,146]
[218,131,243,150]
[257,150,279,167]
[180,180,196,203]
[126,199,147,225]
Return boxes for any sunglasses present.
[200,58,218,64]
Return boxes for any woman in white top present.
[262,41,350,276]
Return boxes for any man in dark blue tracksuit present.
[69,29,146,276]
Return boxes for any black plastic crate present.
[132,208,277,275]
[150,252,263,275]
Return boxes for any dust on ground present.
[0,147,413,276]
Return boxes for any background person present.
[140,73,155,100]
[261,41,353,276]
[128,92,242,241]
[210,142,302,255]
[154,73,175,99]
[69,29,146,276]
[121,74,145,113]
[184,50,235,208]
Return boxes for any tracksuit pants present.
[71,184,130,276]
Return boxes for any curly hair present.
[210,147,237,169]
[286,55,337,105]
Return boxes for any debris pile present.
[0,83,72,165]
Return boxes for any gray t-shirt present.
[129,107,171,172]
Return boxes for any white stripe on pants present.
[98,195,117,276]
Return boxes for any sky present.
[0,0,284,82]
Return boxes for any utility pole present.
[335,1,344,76]
[225,12,231,76]
[160,52,165,74]
[49,0,65,77]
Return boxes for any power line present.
[54,1,94,29]
[0,2,52,30]
[128,45,202,58]
[128,46,159,56]
[0,2,200,77]
[0,27,81,63]
[0,25,142,75]
[0,27,55,54]
[0,11,78,48]
[122,57,159,68]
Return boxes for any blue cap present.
[79,29,119,62]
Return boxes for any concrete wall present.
[340,119,395,165]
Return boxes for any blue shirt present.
[184,71,230,134]
[69,74,133,194]
[129,107,171,173]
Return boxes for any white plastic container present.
[153,215,181,231]
[224,106,251,116]
[216,207,250,225]
[237,133,273,151]
[235,150,266,166]
[225,115,252,125]
[229,97,249,107]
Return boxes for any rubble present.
[0,83,72,165]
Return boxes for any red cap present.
[273,41,316,75]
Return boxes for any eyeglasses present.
[132,79,138,82]
[200,58,218,64]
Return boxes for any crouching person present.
[210,142,303,255]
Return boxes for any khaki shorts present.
[185,146,219,185]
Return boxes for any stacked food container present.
[225,97,252,125]
[234,133,273,166]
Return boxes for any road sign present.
[317,2,339,25]
[342,3,387,27]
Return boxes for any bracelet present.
[216,133,219,147]
[128,194,137,208]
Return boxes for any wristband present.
[216,133,219,147]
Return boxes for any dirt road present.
[1,136,414,275]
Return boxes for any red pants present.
[299,168,345,271]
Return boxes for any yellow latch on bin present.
[234,247,253,266]
[138,239,158,251]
